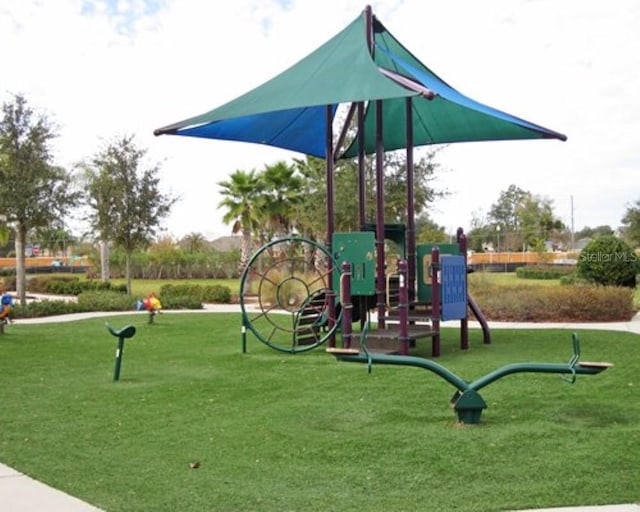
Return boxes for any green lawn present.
[468,271,561,287]
[0,314,638,511]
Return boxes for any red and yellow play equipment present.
[136,292,162,324]
[0,293,15,333]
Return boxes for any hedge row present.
[11,291,136,319]
[2,280,232,319]
[8,290,207,319]
[26,276,127,295]
[470,283,635,322]
[159,283,231,304]
[515,265,576,280]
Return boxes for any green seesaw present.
[327,330,612,424]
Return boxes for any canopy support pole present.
[357,101,367,228]
[375,99,386,328]
[325,104,337,348]
[405,97,416,303]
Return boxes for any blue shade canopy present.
[155,8,566,158]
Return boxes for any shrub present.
[577,236,640,287]
[559,273,590,286]
[46,279,84,295]
[158,295,204,310]
[12,299,84,319]
[26,277,127,296]
[27,276,78,294]
[516,265,575,280]
[470,282,635,322]
[1,276,16,291]
[201,285,232,303]
[159,283,232,304]
[0,268,16,277]
[77,291,137,312]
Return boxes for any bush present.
[12,299,84,319]
[577,236,640,287]
[1,276,16,291]
[201,285,232,303]
[158,295,204,310]
[559,273,590,286]
[159,283,232,304]
[470,282,635,322]
[76,291,137,312]
[27,275,78,294]
[516,265,575,280]
[25,276,127,296]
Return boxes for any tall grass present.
[0,314,638,511]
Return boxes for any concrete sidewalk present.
[0,463,102,511]
[2,307,638,511]
[515,506,640,512]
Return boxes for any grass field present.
[0,313,638,511]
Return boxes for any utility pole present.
[570,195,575,250]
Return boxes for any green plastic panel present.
[332,232,376,296]
[416,243,462,304]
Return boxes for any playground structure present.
[327,332,612,424]
[238,227,490,356]
[155,6,567,356]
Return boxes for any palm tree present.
[261,161,304,238]
[217,169,263,271]
[180,232,208,253]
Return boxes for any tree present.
[372,149,446,224]
[180,232,208,253]
[517,195,564,250]
[292,156,328,240]
[260,161,304,238]
[466,210,492,252]
[218,149,447,270]
[83,135,177,295]
[292,149,447,239]
[488,185,528,229]
[33,224,76,257]
[217,169,263,271]
[487,185,563,251]
[415,213,447,244]
[622,199,640,247]
[0,94,81,304]
[577,235,640,287]
[575,225,614,240]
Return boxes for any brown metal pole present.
[398,259,409,356]
[326,104,336,347]
[358,101,366,228]
[375,99,386,328]
[365,5,373,53]
[431,246,441,357]
[458,229,469,350]
[405,97,416,304]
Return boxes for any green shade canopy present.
[154,7,566,158]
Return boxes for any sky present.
[2,0,639,241]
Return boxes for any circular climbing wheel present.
[240,237,340,353]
